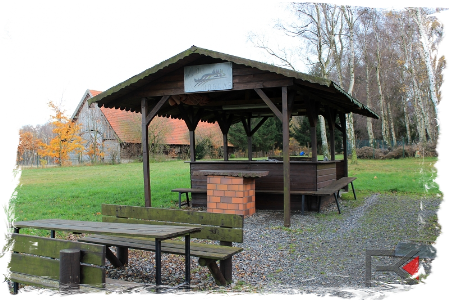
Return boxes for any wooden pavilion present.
[89,46,378,226]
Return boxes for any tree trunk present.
[411,8,439,120]
[387,103,397,147]
[318,115,330,159]
[365,59,375,147]
[374,22,392,148]
[401,96,411,144]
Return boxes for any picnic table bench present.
[79,204,244,286]
[173,177,357,214]
[9,234,106,294]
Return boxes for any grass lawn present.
[347,157,439,196]
[10,157,440,235]
[12,161,190,223]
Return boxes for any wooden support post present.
[214,112,232,162]
[247,117,252,161]
[340,113,348,177]
[141,98,151,207]
[311,126,318,162]
[223,134,228,161]
[282,87,291,227]
[59,249,80,291]
[190,131,195,162]
[305,97,318,162]
[327,108,336,161]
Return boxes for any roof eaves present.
[331,82,379,119]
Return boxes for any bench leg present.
[178,192,183,208]
[186,193,190,207]
[219,241,232,283]
[116,246,128,265]
[301,195,305,215]
[198,258,227,286]
[334,193,341,214]
[106,247,124,267]
[351,182,357,200]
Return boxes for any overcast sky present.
[1,0,446,128]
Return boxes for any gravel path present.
[101,193,441,298]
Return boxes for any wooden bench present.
[171,188,206,208]
[79,204,243,286]
[174,177,356,214]
[9,234,106,294]
[257,177,357,214]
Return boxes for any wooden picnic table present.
[13,219,201,286]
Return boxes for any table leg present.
[155,238,162,285]
[185,234,190,285]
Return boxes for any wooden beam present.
[141,98,151,207]
[250,117,268,136]
[145,95,170,126]
[213,111,233,162]
[282,87,291,227]
[254,88,283,121]
[178,105,203,131]
[240,116,251,136]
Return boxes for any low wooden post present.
[59,249,80,291]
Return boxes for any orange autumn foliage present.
[0,129,40,163]
[17,130,41,164]
[39,102,84,166]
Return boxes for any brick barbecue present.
[193,170,269,216]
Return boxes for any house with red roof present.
[70,89,226,163]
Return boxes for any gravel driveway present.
[103,193,441,298]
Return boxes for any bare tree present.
[396,0,449,159]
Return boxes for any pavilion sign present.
[184,62,232,93]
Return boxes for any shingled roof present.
[88,46,379,122]
[75,89,224,146]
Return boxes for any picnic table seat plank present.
[11,233,105,266]
[9,234,106,293]
[0,270,142,299]
[80,234,243,261]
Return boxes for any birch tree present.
[396,0,449,159]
